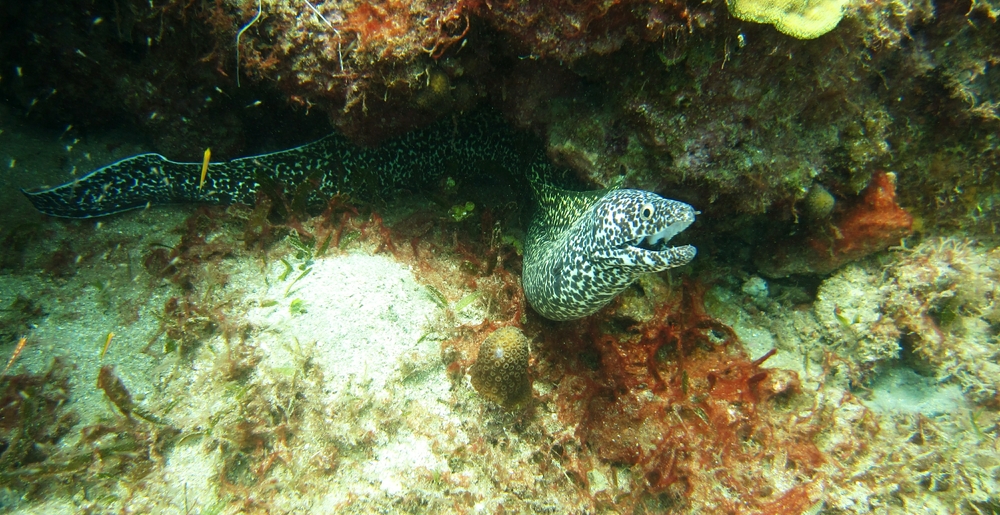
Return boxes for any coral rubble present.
[813,237,1000,401]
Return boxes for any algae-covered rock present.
[880,238,1000,402]
[470,326,531,409]
[814,263,901,383]
[812,238,1000,399]
[757,172,913,277]
[727,0,850,39]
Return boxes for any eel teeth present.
[645,227,671,247]
[634,221,691,250]
[631,234,666,251]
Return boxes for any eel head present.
[593,189,698,269]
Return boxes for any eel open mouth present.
[629,219,694,252]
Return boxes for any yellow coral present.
[727,0,849,39]
[469,326,531,409]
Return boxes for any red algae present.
[812,171,913,264]
[758,171,914,277]
[534,281,822,512]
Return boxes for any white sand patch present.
[116,439,224,514]
[210,250,475,507]
[156,440,224,514]
[866,365,966,416]
[0,210,187,428]
[369,434,448,495]
[244,252,439,394]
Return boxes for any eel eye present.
[640,203,654,220]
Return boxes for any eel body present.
[22,112,527,218]
[22,111,696,320]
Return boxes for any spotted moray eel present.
[522,179,697,320]
[22,110,696,320]
[22,111,529,218]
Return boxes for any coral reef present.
[499,22,895,218]
[3,0,998,243]
[814,263,903,383]
[705,248,1000,513]
[491,0,1000,238]
[727,0,849,39]
[469,326,531,409]
[231,0,696,142]
[481,0,691,62]
[1,147,998,512]
[4,0,1000,511]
